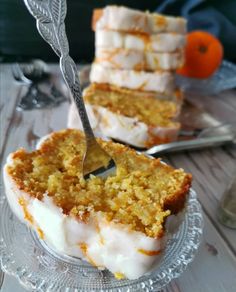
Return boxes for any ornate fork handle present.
[60,55,95,141]
[24,0,95,142]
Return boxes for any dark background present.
[0,0,236,63]
[0,0,158,63]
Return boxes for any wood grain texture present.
[0,65,22,156]
[174,214,236,292]
[1,64,236,292]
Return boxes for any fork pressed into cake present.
[4,129,191,279]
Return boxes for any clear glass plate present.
[0,189,203,292]
[176,60,236,95]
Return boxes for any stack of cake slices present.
[68,6,187,148]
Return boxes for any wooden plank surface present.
[0,64,236,292]
[0,65,22,156]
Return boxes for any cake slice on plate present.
[4,129,191,280]
[68,83,181,148]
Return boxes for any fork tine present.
[12,63,31,84]
[84,160,116,179]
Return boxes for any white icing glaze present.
[95,47,184,71]
[90,64,175,94]
[95,6,187,34]
[96,30,186,53]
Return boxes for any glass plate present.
[0,189,203,292]
[176,60,236,94]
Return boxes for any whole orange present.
[177,31,223,79]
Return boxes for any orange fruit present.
[177,31,223,79]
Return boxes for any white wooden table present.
[0,63,236,292]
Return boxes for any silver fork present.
[23,0,116,178]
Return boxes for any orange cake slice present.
[4,129,191,279]
[92,6,187,34]
[68,84,181,148]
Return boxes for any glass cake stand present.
[0,189,203,292]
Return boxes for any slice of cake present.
[90,64,175,94]
[4,129,192,280]
[96,30,186,53]
[92,6,187,34]
[90,83,184,103]
[68,84,181,148]
[95,47,184,71]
